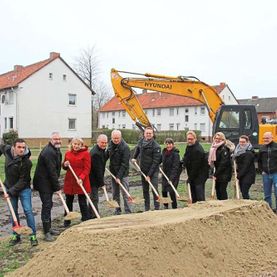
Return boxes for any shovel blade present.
[64,211,81,221]
[104,200,120,209]
[13,225,32,235]
[157,197,172,204]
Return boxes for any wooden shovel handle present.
[133,161,160,198]
[102,186,110,201]
[0,179,20,226]
[105,168,132,198]
[233,161,240,200]
[159,167,180,197]
[68,164,100,219]
[187,181,192,204]
[57,192,70,214]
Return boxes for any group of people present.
[1,128,277,247]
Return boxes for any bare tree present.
[74,46,100,90]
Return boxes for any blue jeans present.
[262,173,277,209]
[9,187,36,235]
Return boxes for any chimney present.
[252,96,259,100]
[14,65,23,71]
[50,52,60,59]
[220,82,226,87]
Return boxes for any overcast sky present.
[1,0,276,99]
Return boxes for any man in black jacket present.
[258,132,277,210]
[88,134,108,218]
[107,130,131,215]
[132,127,161,211]
[183,131,208,203]
[0,139,38,246]
[33,132,62,241]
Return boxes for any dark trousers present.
[215,181,228,200]
[39,192,54,234]
[190,180,205,203]
[141,172,160,211]
[239,181,252,199]
[162,190,177,209]
[88,185,99,219]
[65,194,89,221]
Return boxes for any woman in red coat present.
[63,137,91,227]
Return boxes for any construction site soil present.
[8,200,277,277]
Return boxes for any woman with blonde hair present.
[62,137,91,227]
[208,132,232,200]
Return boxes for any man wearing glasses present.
[258,132,277,212]
[33,132,62,241]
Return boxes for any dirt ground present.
[7,200,277,277]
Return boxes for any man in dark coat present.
[132,127,161,211]
[0,139,38,246]
[107,130,131,215]
[258,131,277,210]
[183,131,208,203]
[89,134,108,218]
[33,132,62,241]
[234,135,256,199]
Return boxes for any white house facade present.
[0,52,93,146]
[99,83,238,140]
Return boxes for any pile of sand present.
[10,200,277,277]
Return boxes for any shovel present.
[102,185,120,208]
[210,177,216,200]
[159,167,187,202]
[67,164,101,219]
[56,191,81,220]
[132,161,172,204]
[0,179,32,235]
[233,161,240,200]
[186,180,193,204]
[105,168,144,204]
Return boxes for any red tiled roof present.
[100,92,203,112]
[0,52,60,90]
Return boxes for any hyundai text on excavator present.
[111,69,277,147]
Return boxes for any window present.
[68,94,76,105]
[176,108,179,115]
[157,109,161,116]
[63,74,67,81]
[185,108,189,113]
[112,118,115,124]
[152,109,155,117]
[4,117,7,129]
[194,123,197,130]
[49,73,53,80]
[200,107,205,115]
[157,124,161,131]
[68,118,76,130]
[102,125,105,128]
[194,107,197,115]
[122,124,126,129]
[176,123,180,130]
[1,95,5,104]
[118,111,121,117]
[122,111,126,117]
[219,110,239,129]
[200,123,206,132]
[169,123,174,130]
[9,117,13,129]
[185,115,189,122]
[169,108,174,116]
[243,110,252,129]
[112,111,115,116]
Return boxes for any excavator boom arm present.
[111,69,224,129]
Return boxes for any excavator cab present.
[213,105,259,147]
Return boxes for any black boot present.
[49,220,60,235]
[43,222,54,242]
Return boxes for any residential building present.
[239,96,277,123]
[0,52,93,147]
[99,82,238,140]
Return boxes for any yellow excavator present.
[111,69,277,147]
